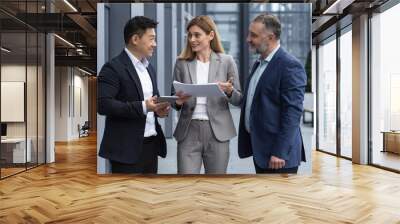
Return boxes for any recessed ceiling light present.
[78,67,93,76]
[54,34,75,48]
[323,0,354,15]
[63,0,78,12]
[1,47,11,53]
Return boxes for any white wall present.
[72,72,89,138]
[55,66,89,141]
[1,65,26,141]
[1,64,46,164]
[55,66,68,141]
[1,65,37,138]
[1,65,26,81]
[1,64,25,127]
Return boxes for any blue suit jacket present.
[238,47,307,169]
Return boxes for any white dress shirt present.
[192,60,210,120]
[124,48,157,137]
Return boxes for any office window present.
[206,3,238,12]
[371,3,400,171]
[340,28,352,158]
[317,36,337,155]
[249,3,311,69]
[206,4,240,68]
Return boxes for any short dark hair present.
[124,16,158,44]
[253,14,281,40]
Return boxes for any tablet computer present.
[157,96,178,104]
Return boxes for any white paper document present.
[173,81,226,97]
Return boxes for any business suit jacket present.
[172,52,242,142]
[97,50,167,164]
[238,47,306,169]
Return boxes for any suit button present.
[190,107,195,111]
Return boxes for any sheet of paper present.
[173,81,226,97]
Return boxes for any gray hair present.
[253,14,281,40]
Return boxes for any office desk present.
[1,138,31,163]
[382,131,400,154]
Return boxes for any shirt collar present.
[258,44,280,64]
[124,47,149,68]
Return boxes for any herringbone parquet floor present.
[1,135,400,223]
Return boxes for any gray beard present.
[255,42,268,55]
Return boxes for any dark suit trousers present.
[254,158,298,174]
[111,136,158,174]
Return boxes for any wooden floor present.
[1,135,400,223]
[1,167,26,178]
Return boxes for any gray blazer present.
[172,52,242,142]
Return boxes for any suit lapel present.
[245,61,260,93]
[187,60,197,84]
[120,50,144,100]
[252,48,282,100]
[241,48,283,111]
[208,52,221,83]
[242,60,260,109]
[147,65,159,96]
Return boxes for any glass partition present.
[339,28,352,158]
[317,36,337,155]
[0,1,46,179]
[1,29,28,177]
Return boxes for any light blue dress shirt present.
[245,45,280,133]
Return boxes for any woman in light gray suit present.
[172,15,242,174]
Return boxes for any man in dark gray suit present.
[98,16,170,174]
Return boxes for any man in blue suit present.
[238,14,307,174]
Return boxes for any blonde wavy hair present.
[178,15,225,60]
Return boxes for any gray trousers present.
[177,120,230,174]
